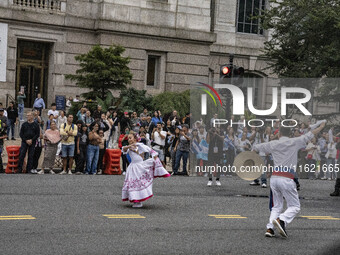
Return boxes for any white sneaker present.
[59,170,67,175]
[262,183,267,188]
[49,170,55,174]
[68,170,72,175]
[132,202,143,208]
[250,181,260,186]
[97,170,102,175]
[37,170,44,174]
[215,180,221,186]
[122,171,126,175]
[30,169,37,174]
[207,180,212,186]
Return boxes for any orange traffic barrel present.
[5,145,20,174]
[104,149,122,175]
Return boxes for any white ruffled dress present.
[122,143,170,203]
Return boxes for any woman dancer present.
[122,132,170,208]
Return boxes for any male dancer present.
[253,121,326,238]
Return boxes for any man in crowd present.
[17,112,40,174]
[173,124,191,175]
[17,90,26,121]
[140,108,149,119]
[33,93,45,116]
[59,114,78,175]
[120,111,131,132]
[48,103,59,121]
[93,105,103,120]
[151,122,167,167]
[6,101,18,140]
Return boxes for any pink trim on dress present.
[122,194,154,203]
[154,173,171,178]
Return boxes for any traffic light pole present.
[225,54,234,120]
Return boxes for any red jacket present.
[118,134,128,149]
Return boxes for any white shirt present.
[57,116,67,129]
[325,143,337,159]
[153,130,167,147]
[253,131,314,170]
[48,109,59,118]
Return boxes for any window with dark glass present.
[147,55,159,86]
[237,0,265,35]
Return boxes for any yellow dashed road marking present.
[0,215,36,220]
[103,214,145,219]
[209,214,247,219]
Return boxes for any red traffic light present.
[222,66,230,75]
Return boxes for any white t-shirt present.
[48,109,59,118]
[153,130,167,147]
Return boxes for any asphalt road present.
[0,174,339,255]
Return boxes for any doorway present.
[16,40,50,108]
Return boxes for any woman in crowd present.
[100,113,113,148]
[170,126,180,173]
[86,123,101,175]
[163,119,174,166]
[151,110,162,126]
[122,132,170,208]
[119,127,131,175]
[190,128,201,175]
[75,124,88,174]
[131,111,140,133]
[97,129,106,175]
[66,96,73,108]
[45,114,55,131]
[236,132,252,152]
[110,110,120,148]
[57,110,67,129]
[38,121,61,174]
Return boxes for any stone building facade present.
[0,0,337,117]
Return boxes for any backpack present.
[64,123,75,130]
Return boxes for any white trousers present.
[267,176,300,230]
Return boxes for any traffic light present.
[220,64,233,80]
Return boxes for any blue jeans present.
[18,104,24,121]
[7,119,15,139]
[174,150,189,173]
[61,144,75,158]
[86,144,99,174]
